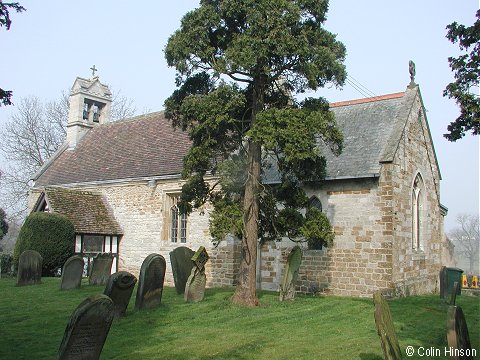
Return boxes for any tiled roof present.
[34,112,191,186]
[34,87,424,186]
[44,187,123,235]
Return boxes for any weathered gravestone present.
[373,291,403,360]
[440,266,448,299]
[89,253,113,286]
[450,281,460,306]
[184,246,209,303]
[16,250,42,286]
[279,246,302,301]
[60,256,84,290]
[57,294,114,360]
[446,305,474,360]
[135,253,166,310]
[170,246,195,294]
[103,271,137,317]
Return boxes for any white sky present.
[0,1,478,231]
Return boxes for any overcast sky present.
[0,1,478,232]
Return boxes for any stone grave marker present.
[57,294,114,360]
[60,255,84,290]
[184,247,209,303]
[446,305,473,360]
[89,253,113,286]
[170,246,195,294]
[135,253,166,310]
[440,266,448,299]
[450,281,460,306]
[16,250,42,286]
[373,291,403,360]
[103,271,137,317]
[279,246,302,301]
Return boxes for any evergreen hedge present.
[13,212,75,276]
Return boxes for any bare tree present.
[449,213,480,274]
[0,90,136,219]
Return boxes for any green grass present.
[0,277,478,360]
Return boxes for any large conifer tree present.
[165,0,346,306]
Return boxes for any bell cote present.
[66,68,112,148]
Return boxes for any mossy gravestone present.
[103,271,137,317]
[135,254,166,310]
[60,255,84,290]
[89,253,113,286]
[279,246,302,301]
[57,294,114,360]
[16,250,42,286]
[446,305,473,360]
[170,246,195,294]
[184,247,209,303]
[373,291,402,360]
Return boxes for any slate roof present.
[33,112,191,186]
[39,187,123,235]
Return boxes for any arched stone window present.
[412,173,424,250]
[308,196,322,212]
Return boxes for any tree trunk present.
[231,74,265,307]
[231,139,261,306]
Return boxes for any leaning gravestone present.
[279,246,302,301]
[450,281,460,306]
[103,271,137,317]
[60,256,84,290]
[170,246,195,294]
[184,246,209,303]
[16,250,42,286]
[373,291,403,360]
[135,254,166,310]
[89,253,113,286]
[440,266,448,299]
[57,294,114,360]
[446,305,473,360]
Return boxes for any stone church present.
[28,72,455,297]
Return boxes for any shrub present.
[0,253,13,274]
[13,212,75,276]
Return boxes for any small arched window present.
[412,173,424,250]
[308,196,323,212]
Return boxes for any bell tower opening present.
[66,66,112,148]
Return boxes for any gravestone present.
[450,281,460,306]
[57,294,114,360]
[89,253,113,286]
[135,254,166,310]
[103,271,137,317]
[440,266,448,299]
[279,246,302,301]
[184,247,209,303]
[170,246,195,294]
[16,250,42,286]
[60,256,84,290]
[373,291,403,360]
[446,305,473,360]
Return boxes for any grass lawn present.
[0,277,478,360]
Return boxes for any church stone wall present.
[28,179,238,288]
[258,176,395,298]
[389,92,445,296]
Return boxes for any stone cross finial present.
[408,60,416,88]
[90,65,98,77]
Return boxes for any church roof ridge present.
[330,92,405,108]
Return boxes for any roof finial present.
[408,60,416,88]
[90,65,98,78]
